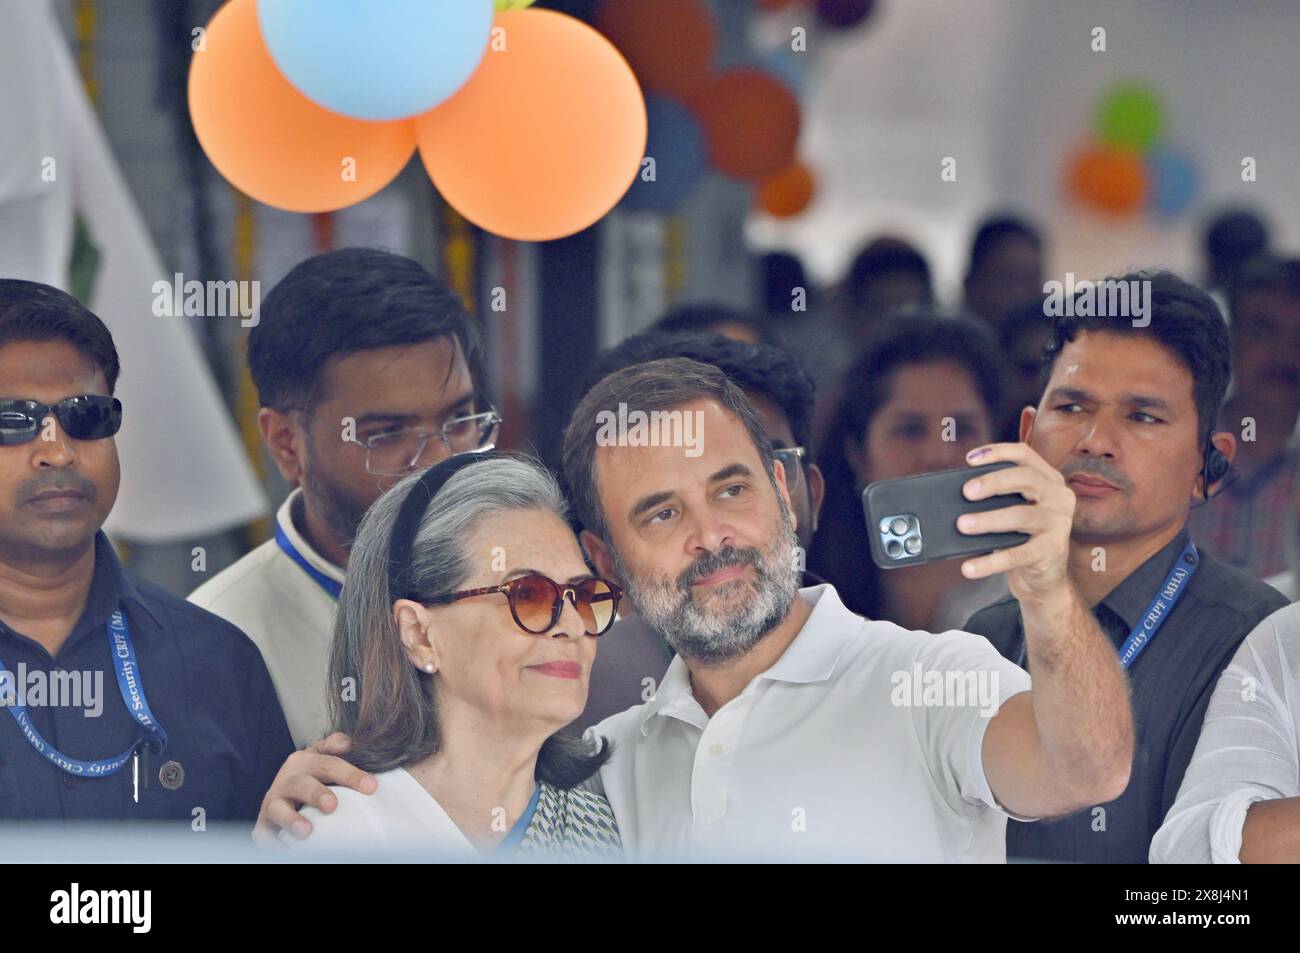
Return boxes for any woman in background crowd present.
[809,315,1009,631]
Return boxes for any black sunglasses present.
[424,573,623,636]
[0,395,122,446]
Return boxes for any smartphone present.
[862,461,1030,570]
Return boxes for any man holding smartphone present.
[257,356,1134,861]
[964,270,1289,863]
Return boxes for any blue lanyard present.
[1116,540,1199,668]
[275,524,343,600]
[497,783,542,855]
[0,610,167,776]
[1017,540,1199,670]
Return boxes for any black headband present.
[386,451,503,603]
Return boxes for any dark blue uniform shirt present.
[964,526,1289,863]
[0,532,293,822]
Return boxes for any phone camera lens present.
[889,517,909,536]
[904,536,922,555]
[886,539,903,558]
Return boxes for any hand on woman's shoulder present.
[279,780,389,852]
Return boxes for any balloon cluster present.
[603,0,846,219]
[1066,82,1198,219]
[189,0,647,242]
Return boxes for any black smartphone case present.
[862,461,1030,570]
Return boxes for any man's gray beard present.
[611,503,802,666]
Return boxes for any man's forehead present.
[1051,332,1194,397]
[592,399,760,489]
[0,340,107,397]
[317,337,470,408]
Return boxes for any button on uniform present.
[159,760,185,791]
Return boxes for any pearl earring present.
[423,662,434,673]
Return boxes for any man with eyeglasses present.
[570,330,825,728]
[0,280,292,821]
[190,249,496,749]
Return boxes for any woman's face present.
[409,507,600,735]
[847,359,994,485]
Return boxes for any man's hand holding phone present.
[956,441,1076,610]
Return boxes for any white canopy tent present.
[0,0,267,543]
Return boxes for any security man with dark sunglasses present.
[0,279,292,822]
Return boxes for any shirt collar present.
[0,532,161,654]
[637,583,864,734]
[1099,525,1193,630]
[94,531,163,629]
[757,584,863,683]
[277,488,346,586]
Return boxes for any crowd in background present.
[4,201,1300,864]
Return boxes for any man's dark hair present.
[562,357,774,540]
[650,303,770,343]
[248,248,483,411]
[580,331,817,462]
[1203,208,1270,287]
[1041,270,1230,437]
[0,280,120,393]
[966,215,1042,279]
[760,251,811,315]
[845,238,933,310]
[1227,254,1300,321]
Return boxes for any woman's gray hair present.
[328,453,610,787]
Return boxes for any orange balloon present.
[758,160,815,217]
[1067,144,1147,214]
[417,10,647,243]
[188,0,416,213]
[596,0,716,101]
[692,69,801,180]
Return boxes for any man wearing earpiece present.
[963,270,1289,864]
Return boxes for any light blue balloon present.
[257,0,495,121]
[622,96,708,213]
[1147,148,1198,218]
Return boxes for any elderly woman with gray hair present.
[284,452,624,859]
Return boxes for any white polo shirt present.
[189,489,343,749]
[588,584,1032,862]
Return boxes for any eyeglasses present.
[0,395,122,446]
[424,573,623,636]
[772,446,806,489]
[356,410,502,475]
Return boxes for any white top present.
[189,489,344,748]
[281,768,479,860]
[587,584,1033,862]
[1150,601,1300,864]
